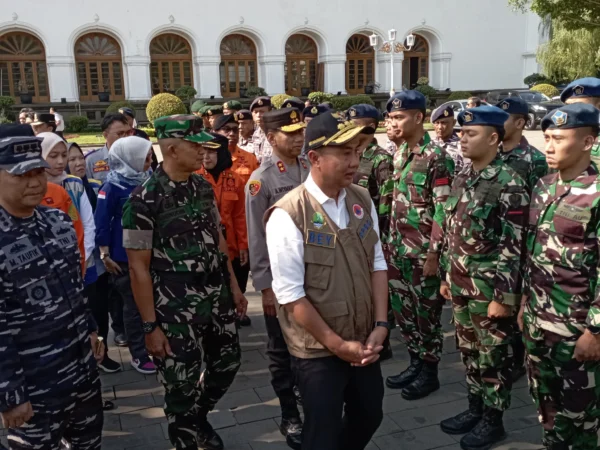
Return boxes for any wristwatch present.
[588,326,600,335]
[374,321,389,329]
[142,321,159,334]
[100,252,110,261]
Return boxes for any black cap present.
[262,108,306,133]
[496,98,529,116]
[203,132,229,150]
[31,113,56,126]
[250,96,272,111]
[305,112,375,151]
[0,136,49,175]
[281,97,304,110]
[0,123,34,138]
[347,104,380,121]
[431,105,454,123]
[234,109,252,121]
[118,107,136,119]
[303,105,329,119]
[213,114,237,131]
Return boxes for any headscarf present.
[66,142,98,211]
[106,136,152,187]
[206,133,233,181]
[39,131,68,184]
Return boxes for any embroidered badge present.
[248,180,261,196]
[68,203,79,221]
[574,85,585,96]
[44,197,54,205]
[353,203,364,219]
[311,106,318,115]
[258,99,264,106]
[98,190,106,200]
[463,111,474,123]
[552,110,568,127]
[224,103,229,109]
[444,109,450,117]
[312,212,325,229]
[500,101,510,110]
[306,230,336,248]
[349,108,357,117]
[300,159,308,170]
[93,160,109,173]
[277,161,286,173]
[392,98,401,108]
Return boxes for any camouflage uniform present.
[252,127,273,164]
[591,141,600,168]
[353,141,393,241]
[433,156,529,411]
[435,132,468,176]
[382,133,454,362]
[498,136,548,192]
[0,205,103,449]
[524,165,600,449]
[385,139,397,156]
[122,118,241,450]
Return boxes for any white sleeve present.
[79,192,96,261]
[266,207,306,305]
[370,200,388,272]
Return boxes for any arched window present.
[402,35,429,89]
[220,34,257,98]
[75,33,124,101]
[346,34,374,94]
[285,34,318,96]
[150,33,193,95]
[0,32,49,102]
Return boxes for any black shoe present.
[512,364,527,383]
[102,400,115,411]
[386,352,423,389]
[280,417,302,450]
[197,420,224,450]
[114,333,128,347]
[459,407,506,450]
[293,386,303,406]
[239,315,252,327]
[401,361,440,400]
[440,393,483,435]
[98,356,122,373]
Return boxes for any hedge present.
[331,95,374,111]
[146,93,187,124]
[271,94,292,109]
[139,126,156,138]
[531,83,559,98]
[447,91,472,101]
[246,86,267,98]
[308,92,334,104]
[67,116,89,133]
[106,101,135,115]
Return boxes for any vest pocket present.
[304,301,349,349]
[304,247,335,290]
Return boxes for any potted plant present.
[301,87,310,97]
[98,79,110,102]
[18,79,32,104]
[364,81,380,95]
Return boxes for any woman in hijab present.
[67,142,102,210]
[94,136,157,375]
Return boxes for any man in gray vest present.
[245,108,309,449]
[265,112,388,450]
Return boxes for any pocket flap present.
[315,301,349,318]
[304,245,335,266]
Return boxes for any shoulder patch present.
[248,180,261,196]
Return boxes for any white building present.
[0,0,542,104]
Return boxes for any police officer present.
[246,108,309,449]
[281,97,305,112]
[265,113,388,450]
[434,106,530,450]
[250,96,273,163]
[0,136,104,450]
[431,105,467,175]
[383,91,454,400]
[122,115,247,450]
[236,110,255,153]
[302,104,328,124]
[207,106,224,130]
[560,77,600,167]
[520,103,600,450]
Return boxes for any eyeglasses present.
[111,129,133,138]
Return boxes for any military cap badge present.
[311,106,318,114]
[574,86,585,96]
[500,101,509,110]
[290,110,298,122]
[349,108,357,117]
[392,98,401,108]
[286,103,292,108]
[463,111,473,123]
[237,112,243,120]
[258,99,264,106]
[224,103,229,109]
[208,110,213,116]
[552,110,568,127]
[443,109,450,117]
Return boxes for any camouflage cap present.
[154,115,219,147]
[0,136,49,175]
[223,100,242,111]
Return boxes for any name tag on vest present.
[555,204,591,223]
[358,216,373,241]
[2,238,43,270]
[306,230,336,248]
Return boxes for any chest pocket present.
[508,159,529,180]
[406,158,430,204]
[304,244,335,290]
[471,181,502,220]
[160,219,205,261]
[221,191,239,219]
[547,204,590,268]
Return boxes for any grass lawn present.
[65,132,157,146]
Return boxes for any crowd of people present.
[1,76,600,450]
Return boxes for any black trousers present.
[232,257,250,294]
[85,277,109,356]
[264,315,299,418]
[292,356,384,450]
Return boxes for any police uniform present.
[236,110,255,154]
[122,115,241,450]
[524,104,600,449]
[84,146,110,182]
[0,137,103,450]
[281,97,304,113]
[250,97,274,164]
[431,105,468,175]
[245,109,308,448]
[302,105,328,122]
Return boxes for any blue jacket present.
[94,181,135,263]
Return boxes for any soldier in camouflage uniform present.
[382,91,454,400]
[0,137,104,450]
[432,105,468,175]
[434,107,530,450]
[122,115,247,450]
[560,77,600,168]
[250,96,274,164]
[521,103,600,450]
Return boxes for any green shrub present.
[271,94,292,109]
[67,116,89,133]
[175,86,197,101]
[415,85,437,105]
[0,96,15,122]
[106,101,135,115]
[417,77,429,86]
[331,95,375,111]
[146,93,187,124]
[531,83,559,98]
[524,73,551,87]
[246,86,267,98]
[139,126,156,138]
[308,92,334,104]
[447,91,473,101]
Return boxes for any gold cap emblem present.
[463,111,473,123]
[500,101,509,110]
[208,110,213,116]
[286,103,292,108]
[443,109,450,117]
[311,106,318,114]
[290,110,298,121]
[574,86,585,96]
[392,98,401,108]
[258,99,263,106]
[349,109,357,117]
[552,110,568,127]
[223,102,229,109]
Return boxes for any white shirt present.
[54,112,65,131]
[266,173,387,305]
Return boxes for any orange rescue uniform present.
[230,144,258,186]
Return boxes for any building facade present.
[0,1,541,103]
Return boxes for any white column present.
[259,55,285,95]
[124,56,151,100]
[320,54,346,95]
[195,56,221,99]
[46,56,78,102]
[393,52,404,92]
[376,53,390,93]
[430,53,452,90]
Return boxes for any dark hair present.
[589,125,600,138]
[101,113,128,131]
[19,107,34,114]
[468,97,482,107]
[493,126,505,143]
[319,102,334,109]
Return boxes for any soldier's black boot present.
[459,407,506,450]
[440,393,483,434]
[379,335,394,362]
[386,352,423,389]
[197,419,224,450]
[280,397,302,450]
[512,337,527,382]
[401,361,440,400]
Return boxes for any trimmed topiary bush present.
[531,83,559,98]
[271,94,292,109]
[524,73,551,87]
[106,101,135,115]
[139,126,156,138]
[331,95,375,111]
[146,93,187,124]
[66,116,89,133]
[175,86,197,102]
[308,92,334,104]
[246,86,267,98]
[415,85,437,104]
[447,91,473,101]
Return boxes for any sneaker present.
[114,333,128,347]
[98,356,122,373]
[131,358,157,375]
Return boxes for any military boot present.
[459,407,506,450]
[197,418,224,450]
[379,335,394,362]
[512,338,527,382]
[440,393,483,435]
[386,352,423,389]
[401,361,440,400]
